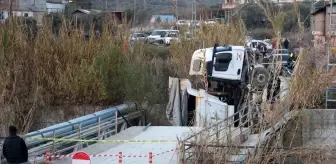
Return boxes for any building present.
[0,0,46,24]
[46,0,67,13]
[72,9,123,23]
[150,15,176,25]
[71,9,124,33]
[311,2,336,52]
[221,0,326,9]
[72,9,102,20]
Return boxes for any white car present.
[205,20,216,25]
[164,31,179,45]
[148,29,179,44]
[247,40,272,52]
[190,20,200,27]
[176,20,190,26]
[130,33,148,42]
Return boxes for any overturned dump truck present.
[166,44,288,129]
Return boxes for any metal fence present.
[27,112,142,163]
[178,109,254,164]
[1,104,145,163]
[178,108,298,164]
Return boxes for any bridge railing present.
[178,109,298,163]
[178,109,255,163]
[20,104,143,163]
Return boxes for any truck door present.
[212,50,244,81]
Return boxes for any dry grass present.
[0,16,168,133]
[0,15,246,134]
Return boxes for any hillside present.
[90,0,223,11]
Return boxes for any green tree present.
[240,4,271,29]
[156,16,161,23]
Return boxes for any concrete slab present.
[51,126,202,164]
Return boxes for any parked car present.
[164,31,179,45]
[130,33,148,42]
[247,39,273,53]
[205,20,216,25]
[148,29,179,44]
[190,20,200,27]
[176,20,190,26]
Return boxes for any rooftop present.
[311,2,336,15]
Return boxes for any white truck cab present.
[190,45,246,82]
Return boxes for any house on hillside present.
[71,9,124,33]
[311,3,336,52]
[222,0,238,9]
[0,0,46,24]
[72,9,102,20]
[46,0,68,13]
[72,9,123,23]
[150,15,176,25]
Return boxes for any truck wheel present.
[251,65,270,91]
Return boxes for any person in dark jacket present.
[2,126,28,164]
[283,38,289,49]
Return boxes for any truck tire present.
[251,65,270,91]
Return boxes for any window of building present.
[24,13,28,17]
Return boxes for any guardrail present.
[178,109,255,163]
[178,109,298,163]
[0,104,143,163]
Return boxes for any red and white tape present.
[49,154,148,158]
[47,148,178,159]
[153,148,178,157]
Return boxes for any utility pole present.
[191,0,196,37]
[310,0,315,33]
[173,0,178,20]
[143,0,146,9]
[197,0,204,20]
[116,0,119,11]
[133,0,136,25]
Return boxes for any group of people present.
[1,126,28,164]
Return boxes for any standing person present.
[257,43,262,51]
[283,38,289,50]
[2,126,28,164]
[261,45,267,58]
[272,40,276,49]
